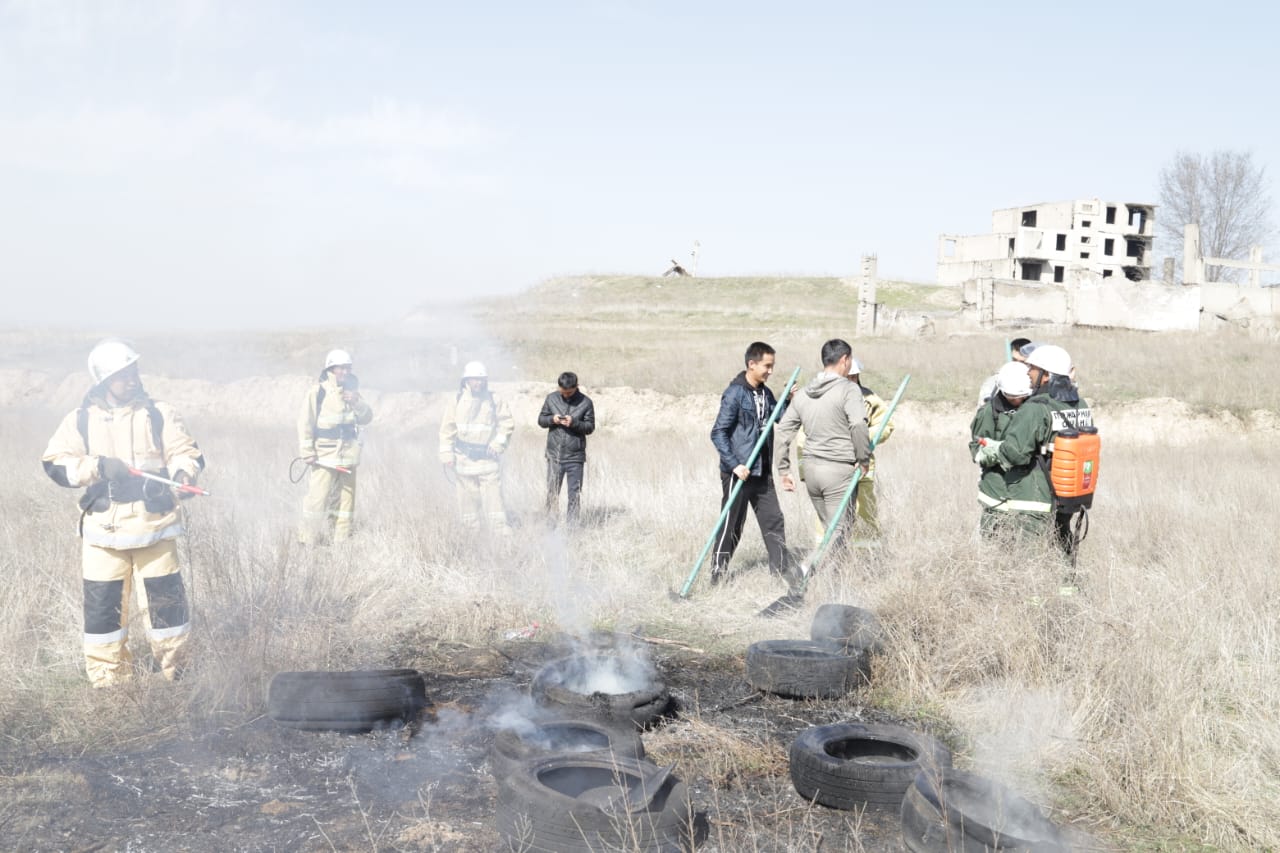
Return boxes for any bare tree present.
[1158,150,1274,282]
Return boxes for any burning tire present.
[267,669,428,731]
[496,753,698,852]
[531,654,671,729]
[789,722,952,811]
[900,768,1069,852]
[744,640,867,698]
[810,603,886,656]
[490,717,646,780]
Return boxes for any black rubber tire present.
[490,717,646,780]
[744,640,867,698]
[900,769,1069,852]
[495,754,696,852]
[810,603,886,655]
[531,655,671,729]
[267,669,428,731]
[789,723,952,811]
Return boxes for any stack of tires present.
[745,604,883,698]
[491,656,702,851]
[785,721,1068,851]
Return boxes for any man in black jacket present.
[538,371,596,525]
[709,342,790,583]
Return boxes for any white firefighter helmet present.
[324,349,353,370]
[1025,344,1073,377]
[462,360,488,379]
[87,339,141,385]
[995,361,1033,398]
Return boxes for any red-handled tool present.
[127,467,211,497]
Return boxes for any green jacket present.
[968,393,1021,507]
[989,378,1093,516]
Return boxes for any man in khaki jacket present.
[439,361,515,535]
[297,349,373,544]
[42,339,206,687]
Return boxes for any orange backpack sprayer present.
[1049,425,1100,511]
[1047,422,1099,571]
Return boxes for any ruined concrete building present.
[938,199,1156,286]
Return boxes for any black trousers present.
[546,458,585,523]
[713,472,788,574]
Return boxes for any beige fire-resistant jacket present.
[42,391,205,550]
[297,374,373,468]
[438,386,515,475]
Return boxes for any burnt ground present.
[0,634,1106,853]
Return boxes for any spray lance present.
[127,467,211,497]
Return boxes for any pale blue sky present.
[1,0,1276,328]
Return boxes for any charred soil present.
[0,636,1080,852]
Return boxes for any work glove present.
[98,456,132,483]
[173,470,197,500]
[975,440,1003,467]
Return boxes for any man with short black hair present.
[709,342,790,583]
[538,371,595,525]
[977,337,1035,406]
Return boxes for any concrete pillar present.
[856,255,878,337]
[979,277,995,327]
[1249,246,1263,288]
[1162,257,1175,285]
[1183,224,1204,286]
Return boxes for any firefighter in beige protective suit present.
[41,339,206,687]
[298,349,373,544]
[439,361,515,534]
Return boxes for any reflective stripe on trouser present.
[82,539,190,687]
[976,491,1053,513]
[456,469,509,533]
[300,464,358,543]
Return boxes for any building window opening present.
[1105,238,1115,255]
[1081,220,1092,228]
[1103,269,1113,278]
[1008,237,1015,257]
[943,238,956,257]
[1106,206,1117,224]
[1080,252,1090,259]
[1081,235,1091,244]
[1021,210,1038,227]
[1126,239,1143,259]
[1021,261,1043,281]
[1055,234,1066,251]
[1053,266,1065,283]
[1128,207,1147,231]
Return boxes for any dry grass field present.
[1,275,1278,851]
